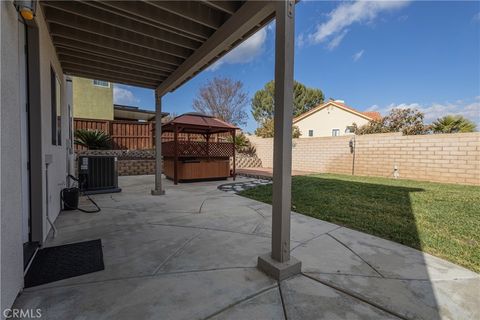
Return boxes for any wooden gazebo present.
[161,113,237,184]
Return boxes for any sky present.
[113,0,480,132]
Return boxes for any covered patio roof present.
[42,0,299,280]
[41,0,275,93]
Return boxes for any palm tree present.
[432,115,477,133]
[74,129,112,150]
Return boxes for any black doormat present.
[24,239,104,288]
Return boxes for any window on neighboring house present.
[93,79,110,88]
[308,130,314,137]
[332,129,340,137]
[51,67,62,146]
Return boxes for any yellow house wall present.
[72,76,113,120]
[295,105,370,137]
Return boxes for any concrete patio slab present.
[14,175,479,319]
[149,203,268,235]
[17,269,276,320]
[308,273,480,320]
[291,234,381,276]
[158,229,271,272]
[210,287,285,320]
[281,275,398,319]
[39,224,199,289]
[329,227,479,280]
[248,211,340,243]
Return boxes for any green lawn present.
[239,174,480,272]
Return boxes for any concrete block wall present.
[117,160,155,176]
[233,154,263,168]
[75,150,261,176]
[249,132,480,185]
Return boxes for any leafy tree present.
[385,108,428,135]
[251,80,324,123]
[431,115,477,133]
[162,112,178,123]
[226,132,257,156]
[254,118,302,138]
[192,77,248,127]
[353,120,389,135]
[74,129,112,150]
[355,108,428,135]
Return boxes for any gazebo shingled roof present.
[162,113,238,134]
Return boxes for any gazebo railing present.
[162,141,234,158]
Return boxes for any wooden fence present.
[74,118,154,150]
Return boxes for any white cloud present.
[353,49,365,61]
[113,85,139,105]
[208,27,267,71]
[366,98,480,124]
[327,29,348,50]
[297,33,305,48]
[307,0,410,49]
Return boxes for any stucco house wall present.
[294,104,370,137]
[37,5,69,239]
[1,1,24,314]
[1,2,70,315]
[72,76,113,120]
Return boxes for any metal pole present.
[351,136,356,176]
[151,90,164,195]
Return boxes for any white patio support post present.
[151,90,165,195]
[257,0,301,280]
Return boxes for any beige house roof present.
[293,100,382,124]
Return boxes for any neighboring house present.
[293,100,382,137]
[72,76,114,120]
[113,104,156,122]
[72,76,160,122]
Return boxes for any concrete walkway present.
[15,176,479,319]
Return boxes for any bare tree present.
[192,77,248,127]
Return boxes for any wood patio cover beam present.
[43,7,193,59]
[53,38,177,73]
[201,1,243,15]
[156,0,275,95]
[48,24,186,66]
[97,0,215,41]
[57,49,171,78]
[42,1,201,50]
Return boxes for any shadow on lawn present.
[240,175,452,320]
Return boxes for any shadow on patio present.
[14,175,479,319]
